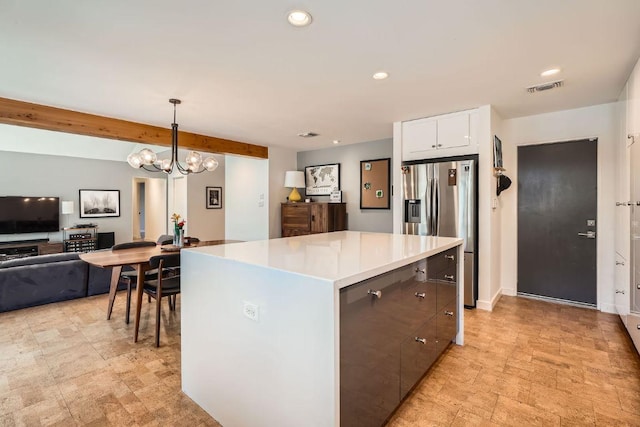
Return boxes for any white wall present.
[0,150,158,245]
[501,103,618,313]
[186,154,226,240]
[268,146,297,238]
[297,138,394,233]
[225,155,269,241]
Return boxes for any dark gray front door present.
[518,139,597,305]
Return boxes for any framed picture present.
[79,190,120,218]
[304,163,340,196]
[493,135,504,169]
[206,186,222,209]
[360,158,390,209]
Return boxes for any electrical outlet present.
[243,301,259,321]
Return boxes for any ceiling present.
[1,0,640,153]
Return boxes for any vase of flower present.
[171,213,186,247]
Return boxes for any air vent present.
[297,132,319,138]
[526,80,564,93]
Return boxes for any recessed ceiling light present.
[287,10,312,27]
[541,68,561,77]
[333,140,340,144]
[373,71,389,80]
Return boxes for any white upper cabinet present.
[402,117,437,158]
[437,112,471,149]
[401,110,473,161]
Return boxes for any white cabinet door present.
[402,118,437,160]
[615,251,630,316]
[437,112,470,150]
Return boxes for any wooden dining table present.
[80,240,240,342]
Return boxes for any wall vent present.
[526,80,564,93]
[297,132,319,138]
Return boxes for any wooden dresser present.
[281,202,347,237]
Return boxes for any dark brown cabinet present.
[281,202,346,237]
[339,248,459,427]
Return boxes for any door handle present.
[577,231,596,239]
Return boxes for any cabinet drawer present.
[436,301,457,355]
[400,316,437,398]
[627,313,640,355]
[427,247,457,277]
[282,228,310,237]
[340,270,403,427]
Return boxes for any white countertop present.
[185,231,462,288]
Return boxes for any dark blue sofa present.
[0,252,121,313]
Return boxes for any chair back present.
[157,234,173,245]
[112,241,156,251]
[149,253,181,270]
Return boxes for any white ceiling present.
[1,0,640,153]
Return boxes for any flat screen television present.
[0,196,60,234]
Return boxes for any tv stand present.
[0,240,63,260]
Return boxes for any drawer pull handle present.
[616,261,625,266]
[444,274,454,281]
[444,310,454,317]
[415,337,426,344]
[415,267,425,274]
[368,289,382,299]
[616,289,625,294]
[415,292,426,299]
[444,254,455,260]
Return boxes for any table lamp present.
[284,171,305,202]
[61,201,74,229]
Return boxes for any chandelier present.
[127,99,219,175]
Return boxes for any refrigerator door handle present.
[434,174,440,235]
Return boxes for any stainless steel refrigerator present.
[402,156,478,307]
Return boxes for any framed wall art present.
[79,189,120,218]
[360,158,390,209]
[304,163,340,196]
[206,186,222,209]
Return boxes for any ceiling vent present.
[526,80,564,93]
[297,132,319,138]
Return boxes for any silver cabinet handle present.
[415,337,426,344]
[616,261,625,266]
[414,267,425,274]
[444,311,454,317]
[616,289,625,294]
[368,289,382,299]
[415,292,426,299]
[577,231,596,238]
[444,254,455,260]
[444,274,454,281]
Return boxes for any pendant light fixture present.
[127,99,219,175]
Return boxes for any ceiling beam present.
[0,96,268,159]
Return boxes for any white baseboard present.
[599,302,617,314]
[501,288,517,297]
[476,290,502,312]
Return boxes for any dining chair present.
[111,240,157,323]
[136,253,181,347]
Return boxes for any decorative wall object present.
[360,158,390,209]
[79,189,120,218]
[206,186,222,209]
[304,163,340,196]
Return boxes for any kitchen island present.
[181,231,463,427]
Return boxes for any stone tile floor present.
[1,293,639,426]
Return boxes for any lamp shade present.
[61,201,74,215]
[284,171,305,188]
